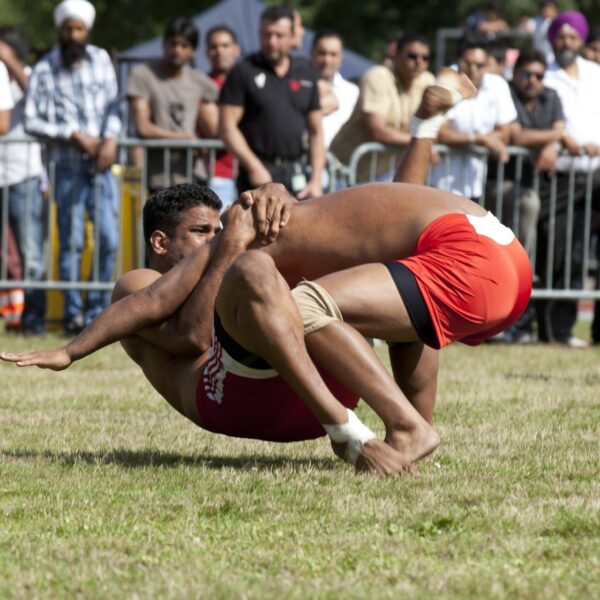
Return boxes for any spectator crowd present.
[1,0,600,347]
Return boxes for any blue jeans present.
[54,162,119,325]
[7,177,46,331]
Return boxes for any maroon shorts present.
[196,331,358,442]
[397,212,532,348]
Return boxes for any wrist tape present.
[323,409,377,465]
[411,114,446,139]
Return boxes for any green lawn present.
[0,333,599,599]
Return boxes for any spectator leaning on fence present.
[0,27,46,335]
[310,30,359,149]
[330,32,434,182]
[24,0,121,336]
[431,39,517,200]
[127,17,219,194]
[205,25,240,208]
[536,10,600,347]
[219,4,324,200]
[494,48,573,343]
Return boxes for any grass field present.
[0,332,599,599]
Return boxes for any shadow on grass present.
[2,447,337,471]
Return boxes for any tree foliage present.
[0,0,598,60]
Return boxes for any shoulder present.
[112,268,162,301]
[87,45,111,64]
[362,65,392,83]
[188,68,219,90]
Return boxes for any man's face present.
[207,31,239,74]
[552,27,584,68]
[58,19,89,46]
[458,48,488,89]
[583,40,600,65]
[58,19,89,66]
[394,41,430,82]
[160,205,221,269]
[311,36,343,82]
[259,18,294,65]
[513,61,546,100]
[164,35,195,69]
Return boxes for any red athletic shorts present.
[196,332,359,442]
[397,212,532,348]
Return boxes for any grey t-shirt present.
[127,62,219,189]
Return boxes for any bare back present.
[265,182,486,283]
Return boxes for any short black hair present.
[163,17,200,50]
[206,25,237,45]
[312,30,344,50]
[143,184,222,248]
[457,35,489,58]
[0,27,29,62]
[588,26,600,44]
[514,48,547,71]
[396,33,430,53]
[260,5,295,28]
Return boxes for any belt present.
[256,155,302,167]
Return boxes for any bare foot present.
[330,438,415,476]
[385,422,440,464]
[415,68,477,119]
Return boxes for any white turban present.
[54,0,96,30]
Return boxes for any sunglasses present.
[406,52,430,62]
[519,70,544,81]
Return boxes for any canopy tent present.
[120,0,374,80]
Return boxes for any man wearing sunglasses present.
[489,49,573,343]
[330,32,434,182]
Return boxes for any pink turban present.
[548,11,589,43]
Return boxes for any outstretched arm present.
[0,207,258,369]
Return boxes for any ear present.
[149,230,169,256]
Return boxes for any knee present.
[222,250,277,298]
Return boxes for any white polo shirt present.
[322,72,359,149]
[544,56,600,172]
[431,72,517,199]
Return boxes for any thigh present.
[314,263,420,342]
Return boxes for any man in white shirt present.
[536,10,600,346]
[0,27,46,335]
[310,31,359,149]
[431,39,517,200]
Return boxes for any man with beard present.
[538,11,600,346]
[24,0,121,335]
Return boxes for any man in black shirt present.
[219,5,324,199]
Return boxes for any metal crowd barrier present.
[342,141,600,301]
[1,136,599,312]
[0,137,345,299]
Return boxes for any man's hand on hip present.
[96,138,118,171]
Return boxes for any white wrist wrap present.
[411,114,446,139]
[324,409,377,465]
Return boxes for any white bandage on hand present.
[411,114,446,139]
[323,409,377,465]
[291,280,343,335]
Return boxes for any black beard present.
[555,48,579,68]
[59,40,88,67]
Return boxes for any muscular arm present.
[219,103,271,186]
[130,97,193,140]
[197,101,219,138]
[363,112,411,146]
[511,120,565,147]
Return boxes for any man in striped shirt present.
[24,0,122,335]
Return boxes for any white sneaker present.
[566,336,591,348]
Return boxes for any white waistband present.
[466,211,515,246]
